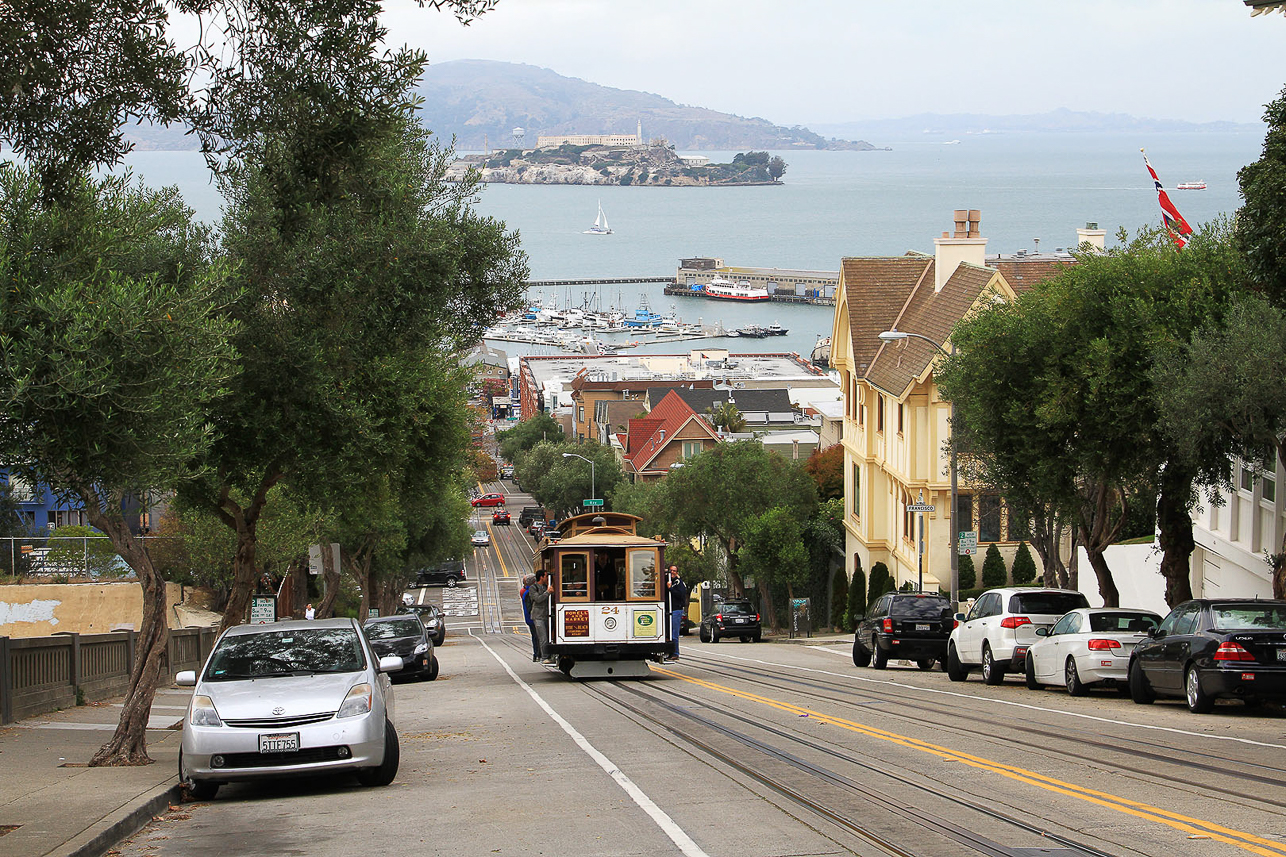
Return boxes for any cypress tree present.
[958,553,976,589]
[982,543,1007,588]
[847,557,867,629]
[1012,542,1037,585]
[831,567,849,629]
[868,561,889,606]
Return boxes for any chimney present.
[933,210,987,292]
[1076,221,1106,252]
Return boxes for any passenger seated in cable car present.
[594,551,626,601]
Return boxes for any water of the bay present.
[115,130,1264,360]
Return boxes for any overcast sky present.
[384,0,1286,126]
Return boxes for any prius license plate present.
[1277,649,1286,662]
[916,624,930,631]
[259,732,299,753]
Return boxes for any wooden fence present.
[0,627,218,724]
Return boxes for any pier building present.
[672,258,838,304]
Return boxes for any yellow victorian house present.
[831,212,1023,598]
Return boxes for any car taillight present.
[882,618,893,633]
[953,618,960,629]
[715,613,723,622]
[1214,642,1255,662]
[999,616,1031,629]
[1086,639,1122,651]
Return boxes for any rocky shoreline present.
[446,143,788,187]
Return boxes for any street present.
[109,502,1286,857]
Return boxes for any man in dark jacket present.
[665,565,688,662]
[529,569,554,664]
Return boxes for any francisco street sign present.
[584,498,605,507]
[907,504,935,513]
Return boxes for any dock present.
[527,277,673,287]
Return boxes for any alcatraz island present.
[446,129,788,187]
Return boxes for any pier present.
[527,276,673,287]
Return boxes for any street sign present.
[583,498,604,507]
[250,596,276,624]
[907,504,935,513]
[959,530,978,555]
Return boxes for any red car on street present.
[492,510,511,525]
[471,493,506,508]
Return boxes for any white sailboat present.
[583,201,612,235]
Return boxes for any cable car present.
[533,512,669,678]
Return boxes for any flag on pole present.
[1142,148,1193,249]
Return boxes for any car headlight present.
[338,683,374,718]
[414,642,428,655]
[189,695,222,727]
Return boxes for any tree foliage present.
[1011,541,1037,585]
[739,506,809,628]
[497,412,564,462]
[515,441,623,519]
[804,444,844,500]
[846,556,866,630]
[981,544,1007,588]
[957,553,976,590]
[867,561,891,605]
[1237,85,1286,307]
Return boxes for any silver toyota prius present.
[176,618,402,799]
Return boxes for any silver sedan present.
[176,618,403,799]
[1024,608,1161,695]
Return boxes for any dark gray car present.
[363,615,438,681]
[853,592,953,670]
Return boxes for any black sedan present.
[363,615,439,681]
[853,592,953,670]
[700,600,761,643]
[400,603,446,646]
[1128,598,1286,712]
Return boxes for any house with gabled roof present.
[619,390,722,482]
[831,211,1029,595]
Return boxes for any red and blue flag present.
[1142,149,1193,249]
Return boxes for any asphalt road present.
[110,481,1286,857]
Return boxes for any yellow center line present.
[654,668,1286,857]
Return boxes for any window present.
[559,553,589,601]
[978,495,1002,542]
[1241,466,1254,493]
[851,464,861,519]
[897,402,904,434]
[1263,449,1277,503]
[857,385,864,425]
[876,395,884,433]
[1171,604,1200,636]
[628,549,659,599]
[956,494,974,535]
[5,474,36,502]
[49,510,86,528]
[682,441,703,460]
[578,405,585,424]
[902,491,914,543]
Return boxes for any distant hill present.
[415,60,880,152]
[810,108,1263,140]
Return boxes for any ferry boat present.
[704,276,770,302]
[765,322,787,336]
[1176,181,1207,190]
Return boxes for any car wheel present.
[871,643,888,670]
[752,632,761,643]
[435,632,445,647]
[916,658,935,671]
[946,643,968,682]
[981,644,1005,685]
[356,721,399,787]
[446,577,458,588]
[699,625,711,643]
[852,639,872,668]
[710,629,720,643]
[740,636,751,643]
[1065,657,1088,697]
[1128,659,1155,704]
[1024,653,1041,690]
[179,750,219,801]
[426,655,439,681]
[1185,665,1215,714]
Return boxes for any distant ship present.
[1176,181,1207,190]
[704,276,770,302]
[584,201,612,234]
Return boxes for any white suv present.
[947,587,1090,684]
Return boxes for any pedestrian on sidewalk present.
[529,568,554,664]
[520,574,539,661]
[304,603,315,620]
[665,565,688,662]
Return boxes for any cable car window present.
[560,553,589,600]
[628,549,658,599]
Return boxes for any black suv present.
[411,560,466,588]
[700,600,762,643]
[853,592,953,670]
[518,506,544,528]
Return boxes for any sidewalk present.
[0,687,191,857]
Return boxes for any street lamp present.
[562,453,595,507]
[878,328,960,610]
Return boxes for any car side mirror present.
[175,670,197,687]
[1149,628,1164,639]
[953,612,965,622]
[1035,626,1049,637]
[378,656,404,673]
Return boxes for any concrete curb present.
[49,783,182,857]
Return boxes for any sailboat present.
[583,201,612,235]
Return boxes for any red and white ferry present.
[1176,181,1207,190]
[704,276,770,302]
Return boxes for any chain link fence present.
[1,536,135,579]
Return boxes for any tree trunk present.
[213,474,281,633]
[724,536,746,597]
[757,576,778,630]
[1077,481,1127,608]
[317,544,342,618]
[1030,509,1069,588]
[1155,462,1196,607]
[289,556,309,619]
[77,490,168,767]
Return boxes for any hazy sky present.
[384,0,1286,126]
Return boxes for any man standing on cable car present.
[530,568,555,664]
[665,565,688,663]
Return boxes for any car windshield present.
[205,628,366,679]
[890,597,952,619]
[1211,604,1286,631]
[365,619,422,640]
[1088,612,1159,633]
[1011,592,1090,615]
[720,601,755,616]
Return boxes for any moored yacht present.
[704,276,770,302]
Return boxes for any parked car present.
[411,560,466,588]
[492,510,511,525]
[947,587,1091,684]
[518,506,544,528]
[500,465,515,479]
[853,592,953,670]
[363,615,438,682]
[470,493,506,508]
[527,521,545,539]
[1023,608,1161,695]
[700,599,762,643]
[471,529,490,547]
[175,618,401,800]
[1128,598,1286,712]
[400,603,446,646]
